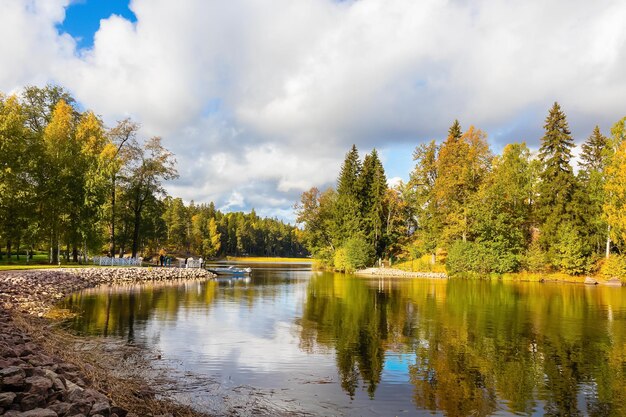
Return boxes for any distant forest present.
[0,85,306,263]
[296,103,626,276]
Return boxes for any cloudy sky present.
[2,0,626,222]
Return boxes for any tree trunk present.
[72,246,78,263]
[6,240,11,260]
[15,238,20,261]
[606,225,611,259]
[109,175,116,257]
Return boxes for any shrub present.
[599,255,626,281]
[344,236,373,272]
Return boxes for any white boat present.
[207,266,252,276]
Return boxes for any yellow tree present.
[75,111,109,259]
[42,100,75,263]
[434,123,491,244]
[605,117,626,251]
[205,217,222,258]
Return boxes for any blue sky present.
[60,0,136,49]
[2,0,626,221]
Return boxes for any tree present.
[41,99,76,263]
[470,143,533,272]
[358,149,387,258]
[106,118,140,257]
[0,95,35,260]
[74,111,109,260]
[205,217,222,258]
[409,140,440,261]
[434,124,491,244]
[578,126,611,257]
[119,137,178,257]
[536,103,578,250]
[605,117,626,251]
[335,145,363,243]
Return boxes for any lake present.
[60,264,626,416]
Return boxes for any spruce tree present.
[358,149,387,257]
[537,102,580,253]
[335,144,363,243]
[337,144,361,198]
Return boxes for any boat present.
[207,266,252,276]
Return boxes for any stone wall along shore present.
[0,267,215,318]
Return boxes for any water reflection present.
[60,269,626,416]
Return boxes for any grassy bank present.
[226,256,312,263]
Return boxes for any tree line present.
[0,85,306,263]
[296,103,626,275]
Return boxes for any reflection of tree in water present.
[61,280,221,338]
[302,275,626,415]
[406,280,626,416]
[300,273,386,398]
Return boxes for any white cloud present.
[2,0,626,221]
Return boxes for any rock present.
[89,401,111,416]
[1,366,27,389]
[0,391,17,407]
[19,392,46,411]
[604,277,623,287]
[48,401,72,416]
[0,341,18,357]
[21,409,59,417]
[110,406,127,417]
[584,276,598,285]
[26,375,54,395]
[68,400,92,416]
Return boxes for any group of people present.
[157,253,204,268]
[158,254,172,266]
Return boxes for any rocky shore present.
[0,267,215,417]
[355,267,448,279]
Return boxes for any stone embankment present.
[0,267,215,417]
[356,267,448,279]
[0,267,215,318]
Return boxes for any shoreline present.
[355,267,448,279]
[356,267,624,286]
[0,267,215,417]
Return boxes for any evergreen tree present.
[335,145,363,243]
[357,149,387,258]
[337,144,361,198]
[537,102,578,250]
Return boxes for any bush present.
[446,240,521,276]
[344,236,373,272]
[551,223,591,275]
[522,241,548,273]
[333,247,348,272]
[599,255,626,281]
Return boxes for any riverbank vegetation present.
[296,103,626,278]
[0,85,306,264]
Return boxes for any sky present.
[1,0,626,222]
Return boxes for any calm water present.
[60,264,626,416]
